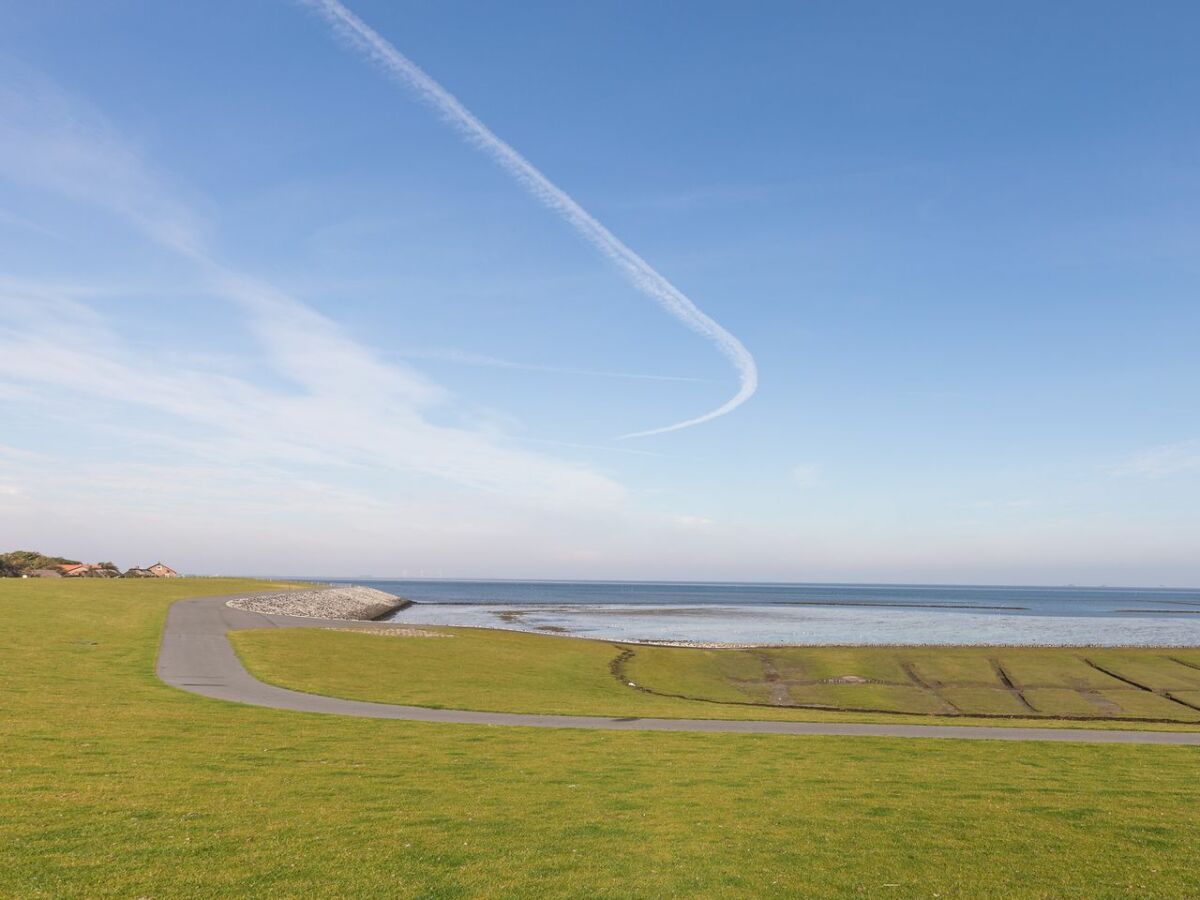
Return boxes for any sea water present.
[342,580,1200,646]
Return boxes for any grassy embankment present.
[4,579,1200,897]
[231,625,1200,730]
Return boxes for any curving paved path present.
[157,593,1200,745]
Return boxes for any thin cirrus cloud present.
[1112,440,1200,478]
[0,79,626,510]
[394,347,711,384]
[301,0,758,439]
[0,287,626,510]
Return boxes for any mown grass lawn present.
[4,580,1200,897]
[233,624,1200,729]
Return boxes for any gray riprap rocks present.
[227,586,406,621]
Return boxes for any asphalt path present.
[156,593,1200,744]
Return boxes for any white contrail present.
[301,0,757,438]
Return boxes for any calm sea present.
[315,579,1200,646]
[337,579,1200,618]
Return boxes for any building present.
[58,563,120,578]
[123,563,179,578]
[24,569,62,578]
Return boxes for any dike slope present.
[156,591,1200,744]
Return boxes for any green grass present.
[902,650,1003,685]
[763,646,911,683]
[1088,652,1200,691]
[234,626,1200,728]
[1023,688,1117,718]
[1000,653,1125,689]
[625,643,1200,723]
[5,580,1200,897]
[939,686,1034,716]
[621,645,769,704]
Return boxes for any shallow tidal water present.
[341,580,1200,646]
[383,602,1200,646]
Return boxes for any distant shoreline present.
[414,599,1033,611]
[279,576,1200,592]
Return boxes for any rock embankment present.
[227,587,407,621]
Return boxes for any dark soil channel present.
[901,661,961,714]
[990,659,1038,713]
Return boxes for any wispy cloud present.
[1112,440,1200,478]
[0,290,626,510]
[517,437,664,458]
[0,75,205,256]
[0,207,60,239]
[0,79,626,511]
[396,347,709,383]
[0,442,46,462]
[301,0,757,438]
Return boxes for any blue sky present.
[0,1,1197,583]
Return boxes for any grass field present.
[232,624,1200,729]
[5,580,1200,897]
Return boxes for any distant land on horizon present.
[264,575,1198,592]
